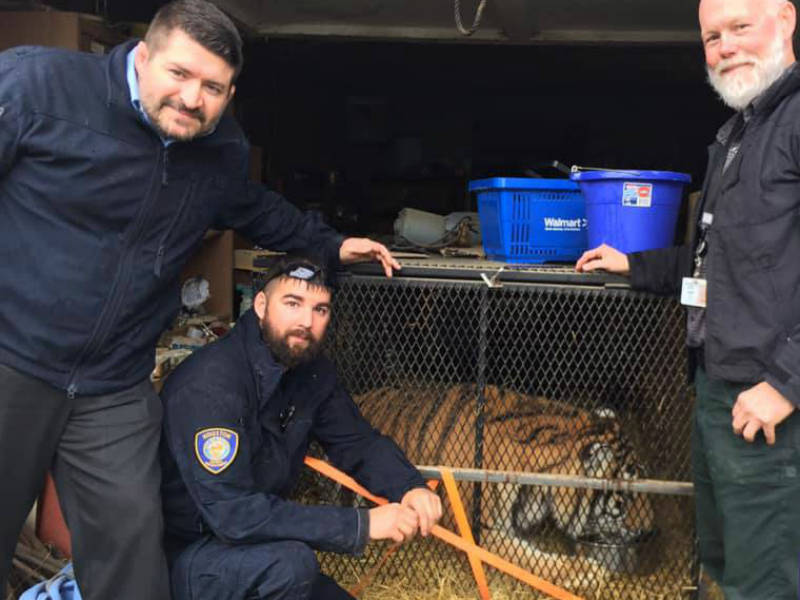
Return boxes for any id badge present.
[681,277,707,308]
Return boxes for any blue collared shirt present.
[126,47,173,146]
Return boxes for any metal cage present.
[289,259,696,599]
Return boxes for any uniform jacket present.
[628,64,800,406]
[0,41,342,396]
[160,309,427,555]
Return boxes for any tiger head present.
[571,409,656,544]
[508,404,657,547]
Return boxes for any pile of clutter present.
[151,276,231,388]
[6,525,68,600]
[393,208,481,256]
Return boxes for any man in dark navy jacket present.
[160,255,442,599]
[576,0,800,596]
[0,1,399,598]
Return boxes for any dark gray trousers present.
[0,363,170,600]
[693,367,800,600]
[169,536,353,600]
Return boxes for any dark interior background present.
[21,0,736,238]
[234,39,729,236]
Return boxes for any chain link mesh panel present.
[292,270,696,599]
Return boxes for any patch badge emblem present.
[195,428,239,474]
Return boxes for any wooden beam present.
[493,0,532,42]
[249,22,699,45]
[210,0,261,35]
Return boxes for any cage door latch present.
[480,267,504,288]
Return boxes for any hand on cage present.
[339,237,401,278]
[575,244,630,275]
[401,487,443,537]
[368,502,419,543]
[732,381,795,444]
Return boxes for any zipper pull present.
[154,245,165,277]
[67,383,78,400]
[162,149,169,186]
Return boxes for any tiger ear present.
[593,407,617,420]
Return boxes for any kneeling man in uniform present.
[160,255,442,599]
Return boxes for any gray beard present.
[706,37,787,111]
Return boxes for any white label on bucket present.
[622,182,653,208]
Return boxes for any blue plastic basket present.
[468,177,587,263]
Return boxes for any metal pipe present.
[416,465,694,496]
[472,285,489,542]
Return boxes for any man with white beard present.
[576,0,800,596]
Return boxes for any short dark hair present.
[146,0,243,80]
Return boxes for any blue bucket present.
[570,170,691,254]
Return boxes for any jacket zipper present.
[702,143,731,376]
[154,178,197,277]
[162,146,170,185]
[65,145,168,397]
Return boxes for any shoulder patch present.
[194,428,239,475]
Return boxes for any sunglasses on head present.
[264,260,324,286]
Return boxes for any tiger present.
[354,383,657,578]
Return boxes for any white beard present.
[706,35,788,110]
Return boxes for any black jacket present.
[628,64,800,406]
[160,310,427,555]
[0,42,342,396]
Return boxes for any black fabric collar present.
[239,309,286,377]
[106,40,140,111]
[236,309,286,410]
[751,61,799,116]
[716,62,800,145]
[238,308,329,410]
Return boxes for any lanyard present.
[693,213,714,277]
[692,114,747,277]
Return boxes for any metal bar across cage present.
[415,466,694,496]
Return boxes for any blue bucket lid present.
[468,177,579,192]
[570,170,691,183]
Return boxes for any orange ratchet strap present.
[440,467,490,599]
[303,456,583,600]
[346,479,440,599]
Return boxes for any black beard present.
[260,316,324,368]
